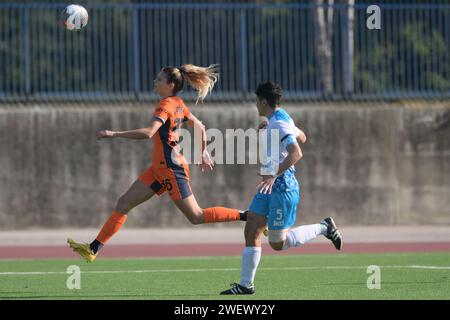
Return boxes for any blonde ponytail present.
[179,64,219,103]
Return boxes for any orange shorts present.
[138,165,192,201]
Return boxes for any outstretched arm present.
[96,117,163,140]
[187,113,214,172]
[187,113,207,154]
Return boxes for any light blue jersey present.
[260,108,300,192]
[250,108,301,230]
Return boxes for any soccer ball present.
[61,4,89,31]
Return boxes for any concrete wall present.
[0,102,449,229]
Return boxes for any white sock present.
[240,246,262,287]
[282,224,327,250]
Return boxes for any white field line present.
[0,265,449,276]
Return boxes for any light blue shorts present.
[249,189,300,230]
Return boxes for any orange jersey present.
[152,96,191,169]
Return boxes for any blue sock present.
[89,239,103,254]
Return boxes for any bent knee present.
[187,212,205,225]
[269,241,284,251]
[268,229,288,251]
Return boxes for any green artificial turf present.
[0,252,449,300]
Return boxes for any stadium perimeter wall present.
[0,102,449,229]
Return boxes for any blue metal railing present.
[0,3,449,102]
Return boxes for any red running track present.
[0,242,450,259]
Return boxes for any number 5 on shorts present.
[276,209,283,221]
[161,179,173,191]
